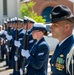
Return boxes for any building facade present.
[0,0,73,24]
[33,0,73,23]
[0,0,21,24]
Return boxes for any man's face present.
[17,22,23,29]
[28,22,33,29]
[50,21,66,39]
[23,22,33,30]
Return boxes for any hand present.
[5,45,8,48]
[2,30,7,35]
[14,56,18,61]
[14,40,21,47]
[4,31,8,35]
[5,45,9,52]
[20,68,23,75]
[6,34,12,40]
[7,49,9,52]
[21,49,30,59]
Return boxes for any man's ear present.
[65,24,70,31]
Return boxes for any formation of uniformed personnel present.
[21,23,50,75]
[0,17,24,71]
[8,17,24,75]
[0,16,50,75]
[49,5,74,75]
[5,16,36,75]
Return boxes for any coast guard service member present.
[49,5,74,75]
[21,23,50,75]
[23,16,36,50]
[19,16,36,75]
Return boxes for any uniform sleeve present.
[27,44,50,69]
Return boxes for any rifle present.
[15,17,19,72]
[0,38,2,60]
[22,19,29,75]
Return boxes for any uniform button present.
[52,64,54,66]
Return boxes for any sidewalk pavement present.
[0,59,51,75]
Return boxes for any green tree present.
[20,1,46,23]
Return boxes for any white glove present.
[21,49,30,59]
[5,45,9,52]
[2,30,7,35]
[5,45,8,49]
[14,56,18,61]
[6,34,12,40]
[14,40,21,47]
[20,68,23,75]
[7,49,9,52]
[4,31,8,35]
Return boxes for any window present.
[3,0,7,16]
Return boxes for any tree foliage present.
[20,1,46,23]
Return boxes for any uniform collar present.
[59,35,72,46]
[37,37,45,45]
[51,35,73,63]
[18,28,23,31]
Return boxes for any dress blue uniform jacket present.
[27,32,36,50]
[50,35,74,75]
[26,38,50,75]
[9,28,25,74]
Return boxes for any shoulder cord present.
[66,44,74,75]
